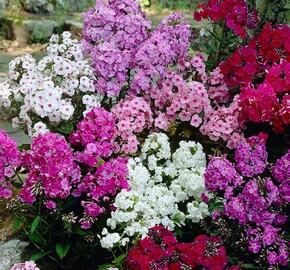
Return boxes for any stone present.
[22,19,57,43]
[0,0,7,18]
[57,0,92,12]
[0,239,28,270]
[23,0,54,15]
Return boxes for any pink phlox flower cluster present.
[200,96,244,149]
[10,261,40,270]
[20,133,80,206]
[0,130,21,199]
[112,96,153,153]
[150,70,211,130]
[70,107,118,166]
[207,67,230,104]
[73,157,129,229]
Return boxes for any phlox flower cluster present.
[100,133,208,249]
[146,55,243,149]
[83,0,191,96]
[0,32,102,137]
[73,157,129,230]
[69,107,117,166]
[194,0,259,38]
[20,132,80,206]
[220,24,290,88]
[82,0,151,96]
[112,96,153,153]
[239,61,290,133]
[10,261,40,270]
[205,135,289,267]
[131,12,191,93]
[0,130,21,199]
[127,226,239,270]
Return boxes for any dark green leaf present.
[31,216,41,234]
[56,122,74,135]
[55,243,71,259]
[241,264,260,269]
[13,218,22,230]
[98,264,113,270]
[30,251,51,262]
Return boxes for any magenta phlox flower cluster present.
[112,96,153,153]
[20,133,80,206]
[70,107,118,166]
[205,135,289,266]
[73,157,129,229]
[0,130,21,199]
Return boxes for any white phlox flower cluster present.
[0,32,103,136]
[101,133,209,249]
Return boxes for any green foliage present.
[157,0,201,9]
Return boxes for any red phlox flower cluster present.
[221,24,290,88]
[127,226,239,270]
[194,0,258,38]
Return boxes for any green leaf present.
[55,243,71,259]
[27,232,45,245]
[31,216,41,234]
[30,251,51,262]
[112,253,127,265]
[13,218,22,230]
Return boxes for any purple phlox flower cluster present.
[112,96,153,153]
[0,130,21,199]
[235,133,268,177]
[272,150,290,202]
[205,135,289,267]
[20,133,80,206]
[204,156,243,192]
[73,157,129,229]
[70,107,118,166]
[82,0,151,96]
[131,12,191,93]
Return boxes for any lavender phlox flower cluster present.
[0,130,21,199]
[82,0,151,96]
[20,132,80,206]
